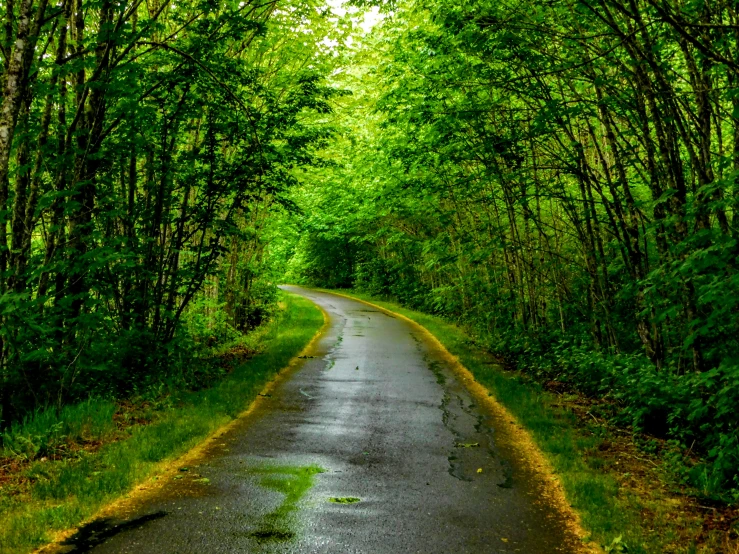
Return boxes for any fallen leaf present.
[328,497,361,504]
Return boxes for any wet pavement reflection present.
[44,286,583,554]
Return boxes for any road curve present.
[45,286,584,554]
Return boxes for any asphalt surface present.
[49,286,582,553]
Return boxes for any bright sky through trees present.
[326,0,383,35]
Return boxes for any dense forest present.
[2,0,739,505]
[0,0,345,425]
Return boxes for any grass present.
[245,464,325,543]
[328,288,732,554]
[0,291,324,554]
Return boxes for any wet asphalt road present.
[50,287,581,553]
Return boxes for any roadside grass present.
[329,289,731,554]
[0,291,324,554]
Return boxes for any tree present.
[0,0,343,425]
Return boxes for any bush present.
[488,332,739,499]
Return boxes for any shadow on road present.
[59,511,167,553]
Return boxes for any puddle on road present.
[248,528,295,543]
[322,318,347,372]
[352,307,391,319]
[428,360,447,385]
[410,323,559,501]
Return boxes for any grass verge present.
[327,288,736,554]
[0,291,324,554]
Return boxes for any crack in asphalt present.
[414,337,510,486]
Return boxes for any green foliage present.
[294,234,359,289]
[2,400,117,461]
[183,298,243,351]
[276,0,739,500]
[0,0,346,429]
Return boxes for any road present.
[47,286,584,553]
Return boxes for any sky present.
[325,0,384,34]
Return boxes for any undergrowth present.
[493,332,739,505]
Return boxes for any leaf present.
[328,497,361,504]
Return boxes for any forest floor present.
[330,289,739,554]
[0,292,325,554]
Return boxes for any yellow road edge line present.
[322,289,602,554]
[36,296,331,553]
